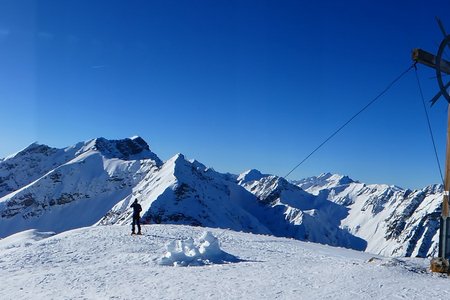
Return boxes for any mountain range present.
[0,136,443,257]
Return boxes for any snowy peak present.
[165,153,192,180]
[314,172,355,186]
[189,159,207,172]
[0,136,165,238]
[295,172,356,193]
[85,137,162,163]
[0,143,74,198]
[422,184,443,195]
[237,169,267,184]
[167,153,222,184]
[12,143,58,158]
[241,175,314,207]
[101,151,271,234]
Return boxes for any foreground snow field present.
[0,225,449,299]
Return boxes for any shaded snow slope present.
[1,225,449,300]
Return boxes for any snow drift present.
[158,231,240,266]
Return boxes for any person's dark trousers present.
[132,216,141,234]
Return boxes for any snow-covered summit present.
[294,172,356,193]
[12,142,55,158]
[0,142,76,198]
[100,152,271,234]
[237,169,267,184]
[77,136,162,163]
[0,137,162,237]
[0,136,161,199]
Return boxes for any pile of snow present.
[158,231,239,266]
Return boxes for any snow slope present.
[0,225,449,300]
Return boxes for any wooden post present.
[440,106,450,258]
[431,105,450,273]
[412,48,450,75]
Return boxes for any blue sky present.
[1,0,450,189]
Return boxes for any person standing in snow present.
[130,199,142,235]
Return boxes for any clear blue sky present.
[1,0,450,189]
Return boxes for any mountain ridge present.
[0,137,443,257]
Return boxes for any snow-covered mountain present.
[98,153,271,235]
[0,137,444,258]
[296,173,442,257]
[238,172,366,250]
[0,137,161,237]
[99,154,366,250]
[1,137,364,251]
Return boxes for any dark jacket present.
[131,202,142,218]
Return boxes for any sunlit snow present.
[1,225,449,299]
